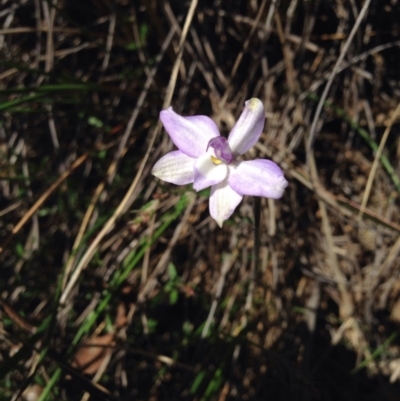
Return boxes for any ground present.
[1,0,400,400]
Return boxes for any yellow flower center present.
[211,156,222,165]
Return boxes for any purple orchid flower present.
[152,98,288,227]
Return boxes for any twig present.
[358,102,400,219]
[138,193,196,304]
[1,153,88,252]
[218,0,268,112]
[307,0,372,155]
[245,197,261,313]
[59,0,198,304]
[308,152,354,319]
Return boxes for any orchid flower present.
[152,98,288,227]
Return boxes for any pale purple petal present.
[228,159,288,198]
[227,98,265,155]
[152,150,195,185]
[209,181,243,227]
[207,137,233,164]
[160,108,220,158]
[193,153,228,191]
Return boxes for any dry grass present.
[1,0,400,400]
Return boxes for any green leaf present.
[167,262,177,280]
[169,289,178,305]
[88,116,103,128]
[190,370,206,394]
[15,243,24,258]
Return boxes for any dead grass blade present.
[358,102,400,219]
[60,0,199,305]
[1,154,88,253]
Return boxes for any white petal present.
[193,153,228,191]
[152,151,195,185]
[228,98,265,155]
[209,181,243,227]
[160,108,220,158]
[229,159,288,198]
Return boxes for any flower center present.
[207,137,233,165]
[211,155,223,165]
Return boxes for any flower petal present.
[227,98,265,155]
[160,108,220,158]
[229,159,288,198]
[209,181,243,227]
[193,153,228,191]
[152,150,195,185]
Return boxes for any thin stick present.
[59,0,198,304]
[245,197,261,312]
[218,0,268,111]
[63,44,172,283]
[163,0,198,108]
[307,0,372,155]
[137,193,196,303]
[9,154,88,237]
[309,152,354,319]
[358,102,400,220]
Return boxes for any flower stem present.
[246,197,261,312]
[253,197,261,272]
